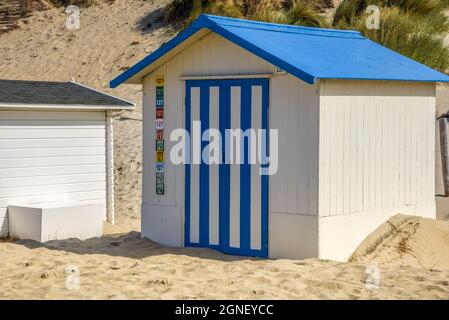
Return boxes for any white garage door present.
[0,110,107,236]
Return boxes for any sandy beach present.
[0,228,446,299]
[1,0,449,300]
[0,214,448,299]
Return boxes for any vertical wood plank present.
[190,87,200,243]
[209,86,220,245]
[250,85,262,250]
[229,86,241,248]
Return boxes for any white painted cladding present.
[318,80,436,260]
[319,80,435,217]
[140,31,436,261]
[0,110,107,236]
[141,32,319,250]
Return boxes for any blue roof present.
[110,14,449,88]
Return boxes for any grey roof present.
[0,79,135,108]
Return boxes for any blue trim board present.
[261,79,269,257]
[212,26,316,84]
[185,78,268,258]
[110,16,204,89]
[110,14,449,88]
[184,81,192,247]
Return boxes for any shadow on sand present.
[135,6,167,35]
[14,231,260,262]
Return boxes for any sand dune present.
[350,214,449,270]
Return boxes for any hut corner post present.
[439,118,449,197]
[106,110,115,223]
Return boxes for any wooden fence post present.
[439,118,449,197]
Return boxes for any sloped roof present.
[110,14,449,88]
[0,79,135,109]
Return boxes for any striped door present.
[185,79,268,257]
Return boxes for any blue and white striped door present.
[185,79,268,257]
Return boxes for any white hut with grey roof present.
[0,79,134,241]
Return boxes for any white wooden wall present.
[143,32,319,212]
[141,32,319,249]
[270,74,319,216]
[318,79,436,217]
[0,110,107,236]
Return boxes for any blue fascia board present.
[109,15,316,88]
[211,24,317,84]
[110,16,209,88]
[318,76,449,82]
[110,14,449,88]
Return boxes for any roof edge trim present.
[0,102,135,110]
[110,16,212,88]
[109,14,317,87]
[200,14,362,36]
[211,24,316,84]
[70,81,135,106]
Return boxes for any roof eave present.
[317,76,449,83]
[70,81,136,107]
[0,103,135,110]
[211,24,316,84]
[110,16,215,88]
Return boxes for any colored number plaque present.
[156,173,164,184]
[155,75,164,86]
[156,183,165,195]
[156,108,164,119]
[155,75,165,196]
[156,97,164,108]
[155,163,165,173]
[156,86,164,98]
[156,139,164,151]
[156,119,164,130]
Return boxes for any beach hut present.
[110,14,449,261]
[0,79,134,241]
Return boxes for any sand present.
[1,0,449,300]
[0,222,447,299]
[350,214,449,270]
[0,0,175,222]
[0,214,448,299]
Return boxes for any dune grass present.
[48,0,100,8]
[164,0,329,28]
[333,0,449,72]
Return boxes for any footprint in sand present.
[144,279,173,287]
[40,272,58,280]
[12,273,26,280]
